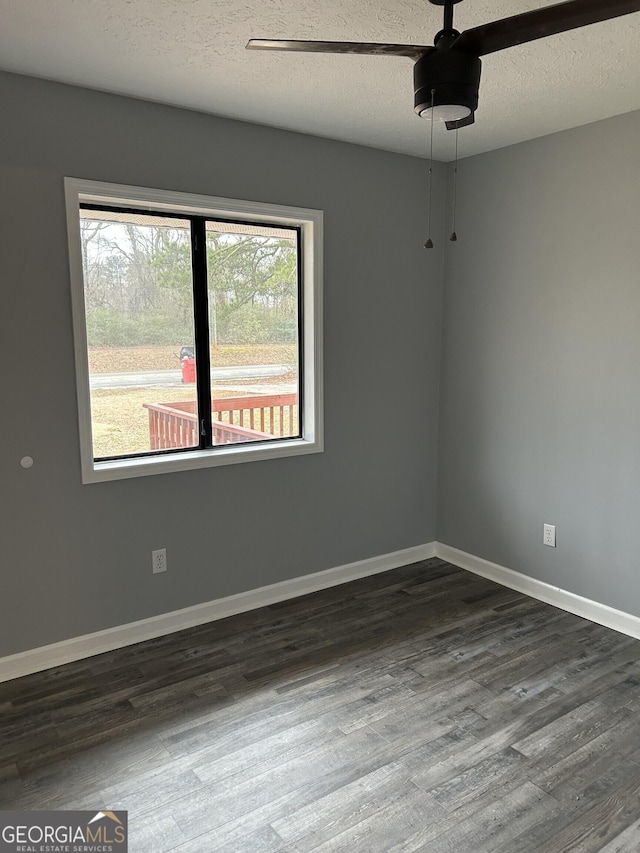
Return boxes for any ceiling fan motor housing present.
[413,41,481,117]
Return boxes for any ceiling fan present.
[247,0,640,130]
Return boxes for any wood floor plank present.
[530,707,640,799]
[270,763,418,847]
[307,782,446,853]
[160,672,407,760]
[596,817,640,853]
[532,774,640,853]
[127,810,186,853]
[427,745,526,812]
[512,681,640,759]
[170,726,390,838]
[413,781,559,853]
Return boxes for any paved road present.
[90,364,292,389]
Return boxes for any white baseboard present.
[0,542,436,683]
[7,540,638,685]
[435,542,640,642]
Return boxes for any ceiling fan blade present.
[454,0,640,56]
[446,112,475,131]
[246,39,432,60]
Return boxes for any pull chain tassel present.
[424,88,435,249]
[450,126,459,242]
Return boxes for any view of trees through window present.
[79,208,300,460]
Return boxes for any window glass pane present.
[205,221,300,446]
[79,209,199,459]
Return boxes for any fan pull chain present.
[424,88,436,249]
[450,127,458,242]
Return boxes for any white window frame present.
[65,178,323,483]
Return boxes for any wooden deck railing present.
[143,394,298,450]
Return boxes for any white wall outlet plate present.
[152,548,167,573]
[543,524,556,548]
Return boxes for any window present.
[65,179,323,482]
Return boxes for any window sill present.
[85,436,323,484]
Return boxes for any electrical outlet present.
[152,548,167,573]
[543,524,556,548]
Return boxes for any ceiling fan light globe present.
[420,104,471,122]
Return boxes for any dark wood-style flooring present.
[2,558,640,852]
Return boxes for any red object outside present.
[180,358,196,383]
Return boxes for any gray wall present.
[438,109,640,617]
[0,71,445,657]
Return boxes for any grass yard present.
[91,387,195,458]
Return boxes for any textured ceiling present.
[1,0,639,161]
